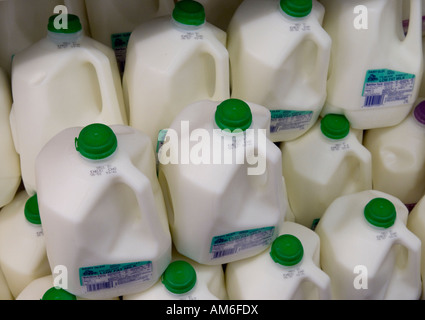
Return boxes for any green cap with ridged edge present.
[24,194,41,225]
[161,260,197,294]
[364,197,396,229]
[270,234,304,267]
[280,0,312,18]
[172,0,205,26]
[215,99,253,132]
[41,287,77,300]
[75,123,117,160]
[320,114,350,140]
[47,14,82,33]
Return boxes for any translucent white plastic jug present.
[316,190,422,300]
[10,14,127,196]
[227,0,331,142]
[321,0,424,130]
[157,98,286,265]
[0,191,50,298]
[35,123,172,299]
[0,67,20,208]
[280,114,372,229]
[123,0,230,150]
[363,99,425,210]
[225,221,331,300]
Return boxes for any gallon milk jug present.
[0,191,50,298]
[227,0,331,142]
[16,275,76,300]
[123,248,228,300]
[10,13,127,196]
[0,67,20,208]
[123,0,230,150]
[280,114,372,229]
[35,123,172,300]
[157,98,286,265]
[321,0,424,130]
[363,99,425,211]
[316,190,422,300]
[225,221,331,300]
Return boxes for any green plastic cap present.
[280,0,312,18]
[41,287,77,300]
[162,260,197,294]
[75,123,117,160]
[364,198,396,228]
[24,194,41,225]
[215,99,253,132]
[320,114,350,140]
[270,234,304,267]
[173,0,205,26]
[47,14,82,33]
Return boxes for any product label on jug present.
[270,110,313,133]
[362,69,415,108]
[210,227,275,260]
[111,32,132,74]
[79,261,153,293]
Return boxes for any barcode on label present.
[364,95,384,107]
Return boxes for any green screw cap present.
[270,234,304,267]
[215,99,253,132]
[162,260,197,294]
[47,14,82,33]
[364,197,396,229]
[24,194,41,225]
[320,114,350,140]
[41,287,77,300]
[280,0,313,18]
[75,123,117,160]
[173,0,205,26]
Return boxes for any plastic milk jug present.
[363,99,425,210]
[157,98,286,265]
[280,114,372,229]
[10,14,127,196]
[315,190,422,300]
[123,248,228,300]
[320,0,424,130]
[35,123,172,299]
[0,191,50,298]
[225,221,331,300]
[123,0,230,150]
[227,0,331,142]
[0,67,20,208]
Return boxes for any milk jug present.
[123,248,228,300]
[227,0,331,142]
[316,190,422,300]
[225,221,331,300]
[321,0,424,130]
[35,123,172,299]
[0,67,20,208]
[0,191,50,298]
[123,0,230,150]
[157,98,286,265]
[10,13,127,196]
[363,99,425,210]
[280,114,372,229]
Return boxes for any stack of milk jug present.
[0,0,425,301]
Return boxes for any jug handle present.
[307,29,332,92]
[9,105,19,154]
[302,262,332,300]
[403,0,423,53]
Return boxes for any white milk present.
[0,67,20,208]
[316,190,422,300]
[35,123,172,299]
[0,191,50,298]
[225,221,331,300]
[321,0,424,130]
[10,13,127,196]
[227,0,331,142]
[280,114,372,229]
[123,0,230,150]
[363,99,425,210]
[157,98,286,265]
[123,248,228,300]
